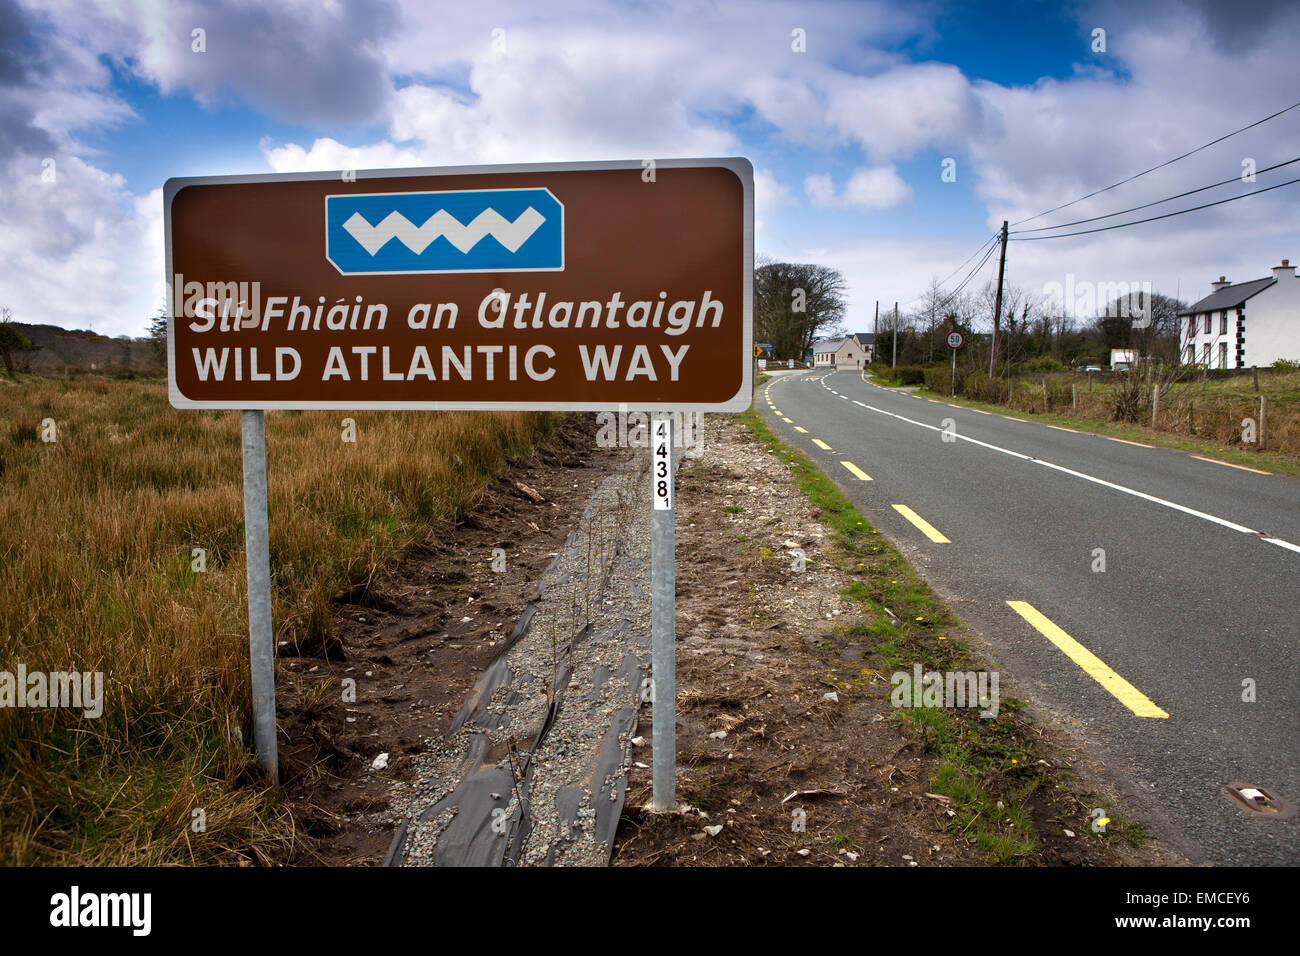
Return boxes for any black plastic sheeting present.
[383,491,647,867]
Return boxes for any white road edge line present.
[820,378,1300,555]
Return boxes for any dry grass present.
[951,369,1300,456]
[0,374,560,864]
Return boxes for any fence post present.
[1259,394,1267,449]
[1151,384,1160,427]
[1072,382,1077,413]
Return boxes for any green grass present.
[739,406,1145,865]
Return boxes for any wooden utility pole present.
[989,220,1008,377]
[892,301,898,368]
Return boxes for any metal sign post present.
[947,331,964,397]
[240,410,278,778]
[650,413,676,810]
[165,158,752,780]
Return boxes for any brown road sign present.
[165,158,753,411]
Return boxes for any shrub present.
[893,364,927,386]
[959,371,1011,405]
[1016,356,1066,373]
[1272,358,1300,372]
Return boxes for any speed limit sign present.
[947,331,964,349]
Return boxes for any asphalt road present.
[759,367,1299,865]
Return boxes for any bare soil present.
[272,410,1173,867]
[608,414,1171,866]
[272,415,628,864]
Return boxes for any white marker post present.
[240,410,278,779]
[650,413,676,810]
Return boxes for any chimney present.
[1210,275,1231,292]
[1273,258,1295,280]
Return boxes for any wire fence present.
[926,367,1299,456]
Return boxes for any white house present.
[1178,259,1299,368]
[812,333,875,368]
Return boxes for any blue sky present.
[4,0,1299,336]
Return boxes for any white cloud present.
[6,0,1300,335]
[0,152,161,336]
[824,63,984,162]
[261,136,429,173]
[803,171,836,207]
[804,165,912,209]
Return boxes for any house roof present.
[1179,277,1275,315]
[815,333,875,352]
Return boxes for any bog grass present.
[0,375,560,864]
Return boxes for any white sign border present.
[165,157,754,413]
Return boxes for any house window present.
[1220,312,1227,335]
[1187,317,1195,340]
[1185,346,1195,364]
[1219,342,1227,368]
[1204,313,1211,334]
[1202,342,1211,364]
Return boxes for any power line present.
[1010,174,1300,241]
[1010,97,1300,227]
[924,234,1001,314]
[1011,156,1300,235]
[896,232,999,314]
[935,233,1000,288]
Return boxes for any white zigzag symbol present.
[341,206,546,256]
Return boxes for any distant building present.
[1178,259,1299,368]
[812,333,875,368]
[1110,348,1136,370]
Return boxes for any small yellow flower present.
[915,616,923,621]
[1011,758,1018,764]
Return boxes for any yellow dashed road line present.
[793,426,808,433]
[1106,436,1154,448]
[812,439,832,450]
[1006,601,1168,718]
[1190,455,1271,475]
[782,417,793,423]
[969,407,993,415]
[840,461,872,480]
[1046,424,1080,433]
[891,504,950,543]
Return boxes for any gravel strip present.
[391,450,654,866]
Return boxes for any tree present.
[914,276,948,364]
[979,280,1034,374]
[754,258,848,361]
[1085,291,1184,366]
[147,308,167,366]
[0,307,38,379]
